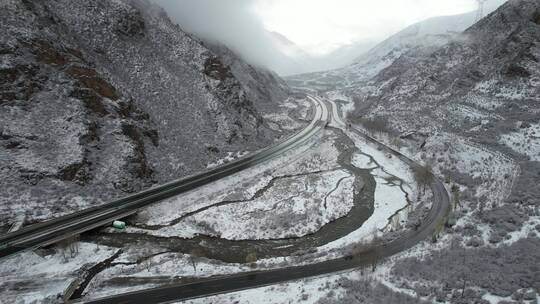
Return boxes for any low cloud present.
[153,0,288,72]
[154,0,508,76]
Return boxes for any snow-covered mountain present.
[347,0,539,228]
[339,0,540,210]
[287,0,508,88]
[304,2,538,300]
[0,0,290,226]
[268,31,375,76]
[333,1,539,299]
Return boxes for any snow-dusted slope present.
[0,0,289,226]
[206,42,290,114]
[350,0,539,236]
[310,1,539,301]
[287,0,508,88]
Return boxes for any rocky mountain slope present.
[317,0,539,301]
[353,0,539,186]
[207,42,290,114]
[0,0,290,227]
[359,0,540,202]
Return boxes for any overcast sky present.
[155,0,500,75]
[255,0,478,55]
[157,0,479,55]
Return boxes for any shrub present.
[533,10,540,25]
[350,116,396,136]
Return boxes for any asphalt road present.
[0,96,329,259]
[84,96,450,304]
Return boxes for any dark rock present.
[466,236,484,247]
[70,87,108,116]
[66,66,119,100]
[58,162,90,185]
[520,121,532,129]
[27,40,67,66]
[117,8,146,37]
[504,64,531,78]
[204,57,233,81]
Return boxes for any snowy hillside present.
[349,0,540,228]
[283,0,539,302]
[287,0,508,88]
[333,0,540,300]
[0,0,291,226]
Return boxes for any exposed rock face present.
[0,0,288,225]
[207,43,290,114]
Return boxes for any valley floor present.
[1,92,537,304]
[0,95,422,303]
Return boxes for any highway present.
[84,96,451,304]
[0,96,329,259]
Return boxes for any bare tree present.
[68,235,80,258]
[432,218,445,243]
[189,248,205,273]
[412,164,433,195]
[451,184,462,210]
[58,239,69,262]
[58,235,80,261]
[368,230,383,272]
[245,251,258,268]
[349,116,395,136]
[140,248,152,272]
[390,213,402,231]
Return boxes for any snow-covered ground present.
[500,123,540,162]
[0,243,118,303]
[84,251,252,301]
[180,271,357,304]
[82,96,424,301]
[264,97,312,134]
[423,133,517,204]
[264,113,305,132]
[121,129,340,238]
[178,244,433,304]
[122,135,324,230]
[206,151,250,169]
[122,97,414,246]
[172,169,354,240]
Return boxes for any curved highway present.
[0,96,329,259]
[85,95,451,304]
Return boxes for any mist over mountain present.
[287,0,508,87]
[153,0,507,76]
[152,0,303,75]
[154,0,368,76]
